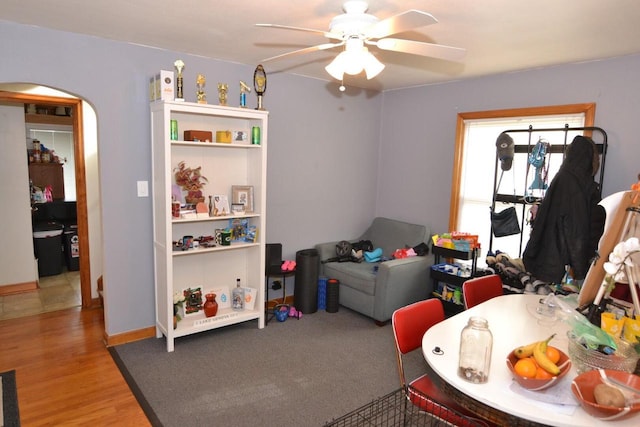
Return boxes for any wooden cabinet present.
[25,113,73,126]
[28,163,65,200]
[151,100,267,352]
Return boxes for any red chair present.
[392,299,489,426]
[462,274,504,309]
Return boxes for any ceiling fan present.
[256,1,465,81]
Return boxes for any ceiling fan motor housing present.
[330,1,379,39]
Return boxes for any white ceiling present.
[3,0,640,91]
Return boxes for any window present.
[449,104,595,265]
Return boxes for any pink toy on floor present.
[288,306,302,319]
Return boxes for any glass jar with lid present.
[458,316,493,383]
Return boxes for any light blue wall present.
[3,18,638,335]
[0,20,381,335]
[379,55,640,235]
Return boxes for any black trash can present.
[33,221,64,277]
[294,248,319,314]
[63,224,80,271]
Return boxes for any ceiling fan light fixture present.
[325,54,347,80]
[362,48,385,79]
[325,49,363,79]
[325,41,384,80]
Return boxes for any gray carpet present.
[110,308,429,427]
[1,370,20,427]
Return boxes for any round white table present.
[422,293,638,426]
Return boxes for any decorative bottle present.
[203,293,218,317]
[458,316,493,383]
[232,278,245,311]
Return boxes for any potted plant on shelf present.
[174,161,208,204]
[173,291,186,329]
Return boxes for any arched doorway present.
[0,87,100,309]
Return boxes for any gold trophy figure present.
[174,59,185,101]
[253,64,267,110]
[217,83,228,106]
[196,74,207,104]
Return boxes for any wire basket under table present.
[323,385,489,427]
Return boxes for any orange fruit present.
[535,366,554,379]
[546,346,561,364]
[514,358,537,378]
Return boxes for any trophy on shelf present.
[218,83,228,106]
[239,81,251,108]
[196,74,207,104]
[174,59,185,101]
[253,64,267,110]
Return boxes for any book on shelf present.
[229,218,249,241]
[245,225,258,243]
[242,287,257,310]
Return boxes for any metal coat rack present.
[489,125,608,257]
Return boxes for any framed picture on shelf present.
[233,131,247,142]
[182,287,203,316]
[212,194,230,216]
[231,203,245,214]
[231,185,254,213]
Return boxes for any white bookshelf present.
[150,101,267,351]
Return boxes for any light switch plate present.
[137,180,149,197]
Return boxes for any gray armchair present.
[315,217,433,324]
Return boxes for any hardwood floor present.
[0,307,149,426]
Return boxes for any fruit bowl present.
[571,369,640,420]
[506,348,571,391]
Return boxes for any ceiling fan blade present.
[365,10,438,40]
[256,24,341,40]
[375,38,466,61]
[261,42,344,63]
